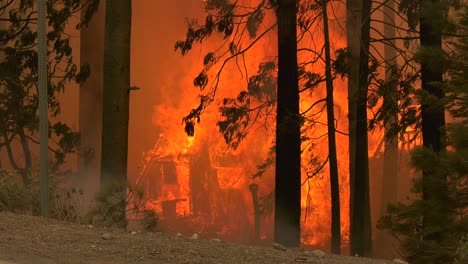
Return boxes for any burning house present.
[136,133,261,242]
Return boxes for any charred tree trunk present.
[322,0,341,254]
[274,0,301,248]
[100,0,132,209]
[350,0,372,257]
[419,0,447,242]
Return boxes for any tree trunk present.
[274,0,301,248]
[79,0,105,198]
[350,0,372,257]
[322,0,341,254]
[419,0,447,242]
[346,0,361,248]
[381,0,398,222]
[379,0,399,258]
[18,129,32,186]
[100,0,132,209]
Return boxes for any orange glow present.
[130,0,390,251]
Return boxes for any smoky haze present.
[0,0,418,258]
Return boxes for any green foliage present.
[368,63,420,142]
[378,124,468,263]
[454,234,468,264]
[445,5,468,121]
[0,0,98,183]
[378,6,468,263]
[399,0,460,31]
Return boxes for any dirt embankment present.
[0,212,402,264]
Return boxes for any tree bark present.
[322,0,341,254]
[346,0,361,246]
[379,0,399,258]
[100,0,132,205]
[274,0,301,248]
[350,0,372,257]
[381,0,398,221]
[79,0,105,196]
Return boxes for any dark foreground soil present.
[0,212,400,264]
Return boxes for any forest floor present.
[0,212,401,264]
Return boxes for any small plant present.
[90,180,159,229]
[0,169,37,214]
[142,209,159,231]
[51,187,88,223]
[454,235,468,264]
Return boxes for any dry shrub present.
[0,169,38,214]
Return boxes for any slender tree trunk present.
[381,0,398,220]
[274,0,301,248]
[100,0,132,213]
[419,0,446,242]
[350,0,372,256]
[79,0,105,197]
[322,0,341,254]
[346,0,361,249]
[18,129,32,186]
[379,0,399,258]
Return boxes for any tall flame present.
[128,0,405,251]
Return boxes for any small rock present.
[87,224,94,229]
[188,249,199,255]
[102,233,112,240]
[92,215,104,226]
[393,259,408,264]
[295,256,308,262]
[211,238,221,242]
[176,233,183,237]
[273,243,287,251]
[191,233,199,239]
[131,231,137,235]
[311,249,326,258]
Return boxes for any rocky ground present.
[0,212,405,264]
